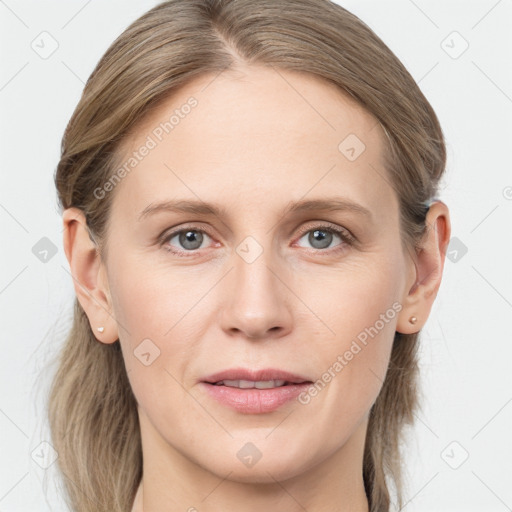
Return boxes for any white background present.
[0,1,511,510]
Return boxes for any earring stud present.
[97,326,105,333]
[409,316,417,325]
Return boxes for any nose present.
[219,246,293,341]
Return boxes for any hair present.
[48,1,446,511]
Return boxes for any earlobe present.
[396,201,451,334]
[62,207,119,344]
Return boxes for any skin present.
[63,63,450,512]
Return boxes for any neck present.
[132,411,370,512]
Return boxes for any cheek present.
[295,255,404,411]
[108,255,205,342]
[106,253,236,399]
[294,251,404,342]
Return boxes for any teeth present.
[218,379,287,389]
[255,380,286,389]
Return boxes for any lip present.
[201,367,311,385]
[199,367,313,414]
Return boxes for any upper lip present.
[201,367,312,384]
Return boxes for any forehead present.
[110,64,394,221]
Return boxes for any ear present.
[62,207,119,344]
[396,201,451,334]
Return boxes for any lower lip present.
[200,382,311,414]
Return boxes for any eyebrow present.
[138,197,372,222]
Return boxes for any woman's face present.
[102,64,415,483]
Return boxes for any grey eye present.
[173,230,206,250]
[297,229,342,250]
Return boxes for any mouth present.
[200,368,313,414]
[211,379,304,389]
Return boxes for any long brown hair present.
[48,1,446,510]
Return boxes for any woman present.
[49,0,451,510]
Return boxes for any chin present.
[199,444,314,484]
[215,463,305,485]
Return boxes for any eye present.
[159,222,355,257]
[295,224,354,252]
[161,227,213,254]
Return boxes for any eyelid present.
[159,223,215,241]
[294,221,356,245]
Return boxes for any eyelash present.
[160,223,356,257]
